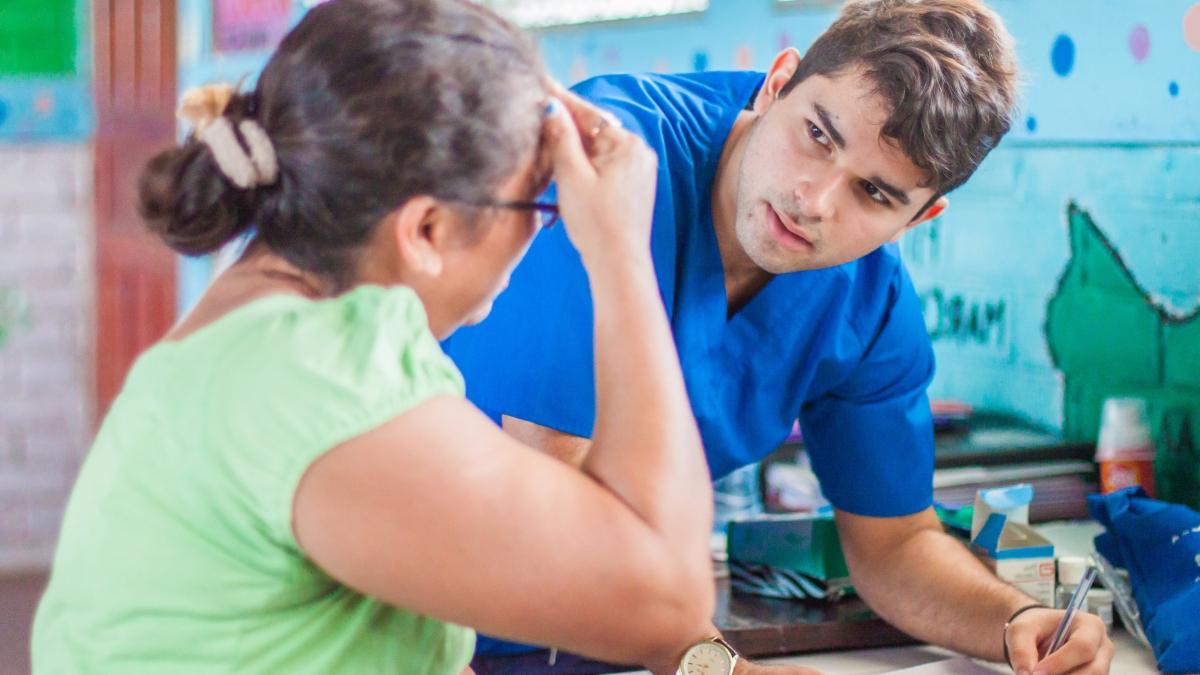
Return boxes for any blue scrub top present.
[444,71,936,519]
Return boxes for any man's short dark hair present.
[782,0,1019,197]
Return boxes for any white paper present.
[882,656,1005,674]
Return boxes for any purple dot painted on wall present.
[1026,116,1037,133]
[778,32,791,50]
[1169,81,1180,97]
[1129,24,1150,62]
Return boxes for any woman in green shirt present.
[32,0,718,673]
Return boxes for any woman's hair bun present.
[138,132,258,256]
[139,86,265,256]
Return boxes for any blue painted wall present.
[532,0,1200,431]
[176,0,1200,432]
[175,0,310,310]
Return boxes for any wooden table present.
[470,577,913,674]
[713,577,913,658]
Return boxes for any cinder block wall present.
[0,143,93,571]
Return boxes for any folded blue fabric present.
[1088,487,1200,673]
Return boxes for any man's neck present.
[712,111,774,317]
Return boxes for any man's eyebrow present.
[867,175,911,206]
[813,101,911,206]
[813,103,846,149]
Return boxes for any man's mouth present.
[765,203,814,252]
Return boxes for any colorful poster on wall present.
[213,0,293,53]
[0,0,77,76]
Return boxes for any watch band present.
[1003,603,1047,668]
[710,635,739,660]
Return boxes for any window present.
[479,0,708,28]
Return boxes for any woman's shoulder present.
[208,284,463,400]
[258,284,436,354]
[189,285,464,509]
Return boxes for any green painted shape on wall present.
[1165,319,1200,388]
[0,0,78,76]
[1045,204,1163,390]
[1045,203,1200,509]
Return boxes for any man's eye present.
[862,181,890,205]
[809,122,830,148]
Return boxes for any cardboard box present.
[970,512,1057,606]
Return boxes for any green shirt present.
[33,286,474,674]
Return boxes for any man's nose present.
[793,169,840,222]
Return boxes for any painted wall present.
[175,1,1200,488]
[175,0,310,309]
[0,0,92,141]
[0,1,94,569]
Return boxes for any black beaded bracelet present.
[1002,603,1048,668]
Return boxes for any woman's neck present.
[238,250,329,298]
[164,250,330,342]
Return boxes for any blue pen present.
[1047,565,1098,654]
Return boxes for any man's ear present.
[891,196,948,242]
[386,195,447,279]
[752,48,803,114]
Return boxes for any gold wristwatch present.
[677,636,739,675]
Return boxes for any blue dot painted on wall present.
[1169,81,1180,97]
[58,107,78,133]
[1026,116,1037,133]
[1051,34,1075,77]
[0,99,7,128]
[693,51,709,72]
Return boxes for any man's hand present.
[834,508,1112,673]
[1004,607,1113,675]
[733,659,824,675]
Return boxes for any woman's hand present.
[542,83,658,270]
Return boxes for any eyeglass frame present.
[447,198,560,229]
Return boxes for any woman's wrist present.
[580,242,656,282]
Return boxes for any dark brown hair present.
[139,0,546,287]
[781,0,1019,199]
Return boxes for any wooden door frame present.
[92,0,179,422]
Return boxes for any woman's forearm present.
[583,250,712,580]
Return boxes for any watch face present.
[682,641,733,674]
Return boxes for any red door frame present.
[92,0,179,421]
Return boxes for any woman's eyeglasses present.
[449,199,560,229]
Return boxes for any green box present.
[726,514,849,582]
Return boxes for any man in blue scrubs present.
[447,1,1113,673]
